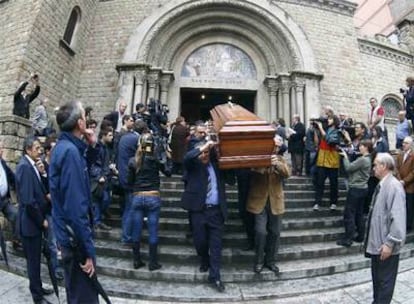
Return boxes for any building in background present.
[0,0,414,158]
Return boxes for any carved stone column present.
[116,63,147,114]
[118,70,135,114]
[294,81,305,121]
[264,76,278,121]
[160,71,175,105]
[134,69,147,110]
[281,85,291,127]
[147,68,162,102]
[277,74,291,127]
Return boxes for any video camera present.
[310,117,328,129]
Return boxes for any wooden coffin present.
[210,102,275,169]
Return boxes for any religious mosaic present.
[181,43,257,79]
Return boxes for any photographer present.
[312,115,341,211]
[402,77,414,128]
[336,139,373,247]
[13,73,40,119]
[340,122,369,161]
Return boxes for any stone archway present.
[117,0,322,125]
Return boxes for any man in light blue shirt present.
[396,111,411,150]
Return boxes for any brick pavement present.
[1,258,414,304]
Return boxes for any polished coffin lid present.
[210,102,275,169]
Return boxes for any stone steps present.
[158,188,348,200]
[95,226,344,246]
[4,175,386,302]
[109,197,347,214]
[3,247,414,302]
[107,205,346,219]
[105,215,344,232]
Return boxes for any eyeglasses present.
[403,142,410,144]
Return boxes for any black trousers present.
[22,234,43,302]
[236,169,254,245]
[290,152,304,176]
[343,187,368,241]
[61,247,99,304]
[190,208,223,282]
[315,167,338,205]
[406,193,414,231]
[371,254,399,304]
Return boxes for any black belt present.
[205,204,219,209]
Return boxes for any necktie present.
[363,184,381,255]
[206,167,212,200]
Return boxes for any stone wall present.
[275,1,366,121]
[0,0,41,116]
[78,0,167,119]
[1,0,413,129]
[0,0,97,118]
[0,116,32,166]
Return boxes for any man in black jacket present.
[181,140,227,292]
[288,114,306,176]
[13,73,40,119]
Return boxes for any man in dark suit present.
[0,141,20,249]
[181,139,228,292]
[103,99,127,132]
[16,136,53,304]
[13,73,40,119]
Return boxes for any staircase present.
[2,175,414,302]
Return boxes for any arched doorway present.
[118,0,322,125]
[180,88,256,123]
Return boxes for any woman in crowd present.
[337,139,373,247]
[372,126,389,153]
[127,132,171,271]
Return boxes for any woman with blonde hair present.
[127,132,171,270]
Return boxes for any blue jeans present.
[121,191,133,243]
[130,195,161,245]
[92,189,110,225]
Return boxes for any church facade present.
[0,0,413,141]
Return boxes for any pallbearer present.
[247,135,290,274]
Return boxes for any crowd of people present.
[1,74,413,303]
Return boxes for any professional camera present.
[340,125,355,141]
[310,117,328,130]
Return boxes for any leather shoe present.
[199,264,209,272]
[34,297,53,304]
[210,280,225,292]
[265,263,280,275]
[41,287,54,295]
[254,263,264,274]
[336,239,352,247]
[352,236,364,243]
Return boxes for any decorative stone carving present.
[358,38,413,65]
[271,0,357,17]
[136,0,306,72]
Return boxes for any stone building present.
[0,0,414,158]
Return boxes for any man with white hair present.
[103,99,128,133]
[365,152,406,304]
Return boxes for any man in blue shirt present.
[395,111,411,150]
[181,140,227,292]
